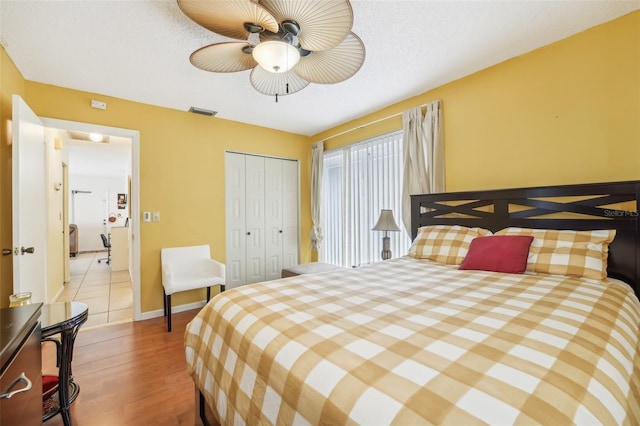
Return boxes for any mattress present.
[184,256,640,425]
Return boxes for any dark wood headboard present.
[411,180,640,296]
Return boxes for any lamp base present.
[381,235,392,260]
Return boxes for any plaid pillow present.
[495,228,616,280]
[409,225,493,265]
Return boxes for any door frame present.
[62,161,70,284]
[42,118,142,321]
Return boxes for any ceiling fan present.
[177,0,365,101]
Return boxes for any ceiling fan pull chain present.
[275,93,279,103]
[286,83,290,94]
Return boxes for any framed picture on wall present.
[117,193,127,209]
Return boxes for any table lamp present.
[372,209,401,260]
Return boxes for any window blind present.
[321,131,411,267]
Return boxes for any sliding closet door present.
[281,160,299,270]
[225,152,247,288]
[245,155,266,284]
[264,158,284,281]
[225,152,299,288]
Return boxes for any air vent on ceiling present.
[188,106,217,117]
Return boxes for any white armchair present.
[161,244,225,332]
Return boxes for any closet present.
[225,152,299,288]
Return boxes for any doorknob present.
[2,249,12,256]
[21,247,35,255]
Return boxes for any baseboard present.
[50,285,66,303]
[138,300,207,321]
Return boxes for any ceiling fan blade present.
[250,66,309,96]
[294,32,364,84]
[190,42,257,73]
[258,0,353,51]
[177,0,278,40]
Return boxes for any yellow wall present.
[0,48,27,307]
[0,51,312,311]
[314,11,640,191]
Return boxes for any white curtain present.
[401,100,444,235]
[321,131,410,267]
[310,141,324,253]
[425,101,445,195]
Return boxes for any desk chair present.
[161,245,225,332]
[98,233,111,264]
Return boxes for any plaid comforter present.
[184,257,640,425]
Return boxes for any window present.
[321,130,412,267]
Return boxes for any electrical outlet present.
[152,212,160,222]
[143,212,151,222]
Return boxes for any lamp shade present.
[252,41,300,73]
[372,209,400,232]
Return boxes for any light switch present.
[143,212,151,222]
[152,212,160,222]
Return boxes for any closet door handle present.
[246,232,251,236]
[279,230,283,234]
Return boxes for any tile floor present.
[55,252,133,329]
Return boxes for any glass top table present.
[41,301,88,332]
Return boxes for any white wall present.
[44,129,69,300]
[69,175,128,252]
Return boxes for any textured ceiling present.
[1,1,638,136]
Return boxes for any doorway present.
[42,118,141,322]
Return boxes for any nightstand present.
[0,303,43,426]
[282,262,345,278]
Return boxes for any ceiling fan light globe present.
[252,41,300,73]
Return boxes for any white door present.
[282,160,299,270]
[225,153,299,288]
[225,152,246,288]
[264,158,283,281]
[12,95,47,303]
[245,155,265,284]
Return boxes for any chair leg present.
[166,294,172,332]
[206,287,211,302]
[163,289,167,317]
[220,284,225,293]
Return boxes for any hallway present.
[55,252,133,329]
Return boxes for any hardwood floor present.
[44,309,202,426]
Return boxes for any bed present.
[185,180,640,425]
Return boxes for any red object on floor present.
[42,375,58,401]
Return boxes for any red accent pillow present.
[459,235,534,274]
